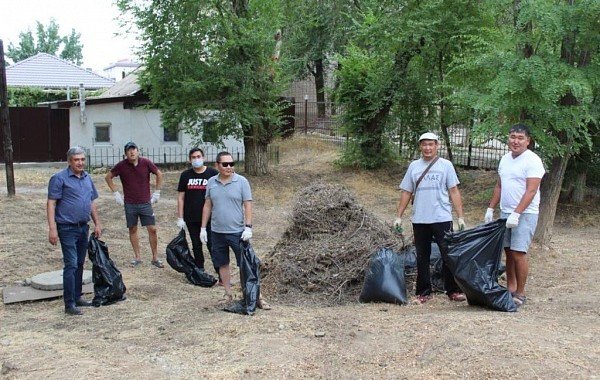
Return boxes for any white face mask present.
[191,158,204,168]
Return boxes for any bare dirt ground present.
[1,136,599,379]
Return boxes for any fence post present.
[304,95,308,134]
[467,141,473,168]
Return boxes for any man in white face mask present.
[176,148,219,275]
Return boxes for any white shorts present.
[501,212,538,253]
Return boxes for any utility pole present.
[1,39,16,196]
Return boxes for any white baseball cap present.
[418,132,439,142]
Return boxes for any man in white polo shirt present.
[484,124,545,308]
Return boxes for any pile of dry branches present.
[262,183,406,304]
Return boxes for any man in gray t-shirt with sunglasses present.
[394,132,467,304]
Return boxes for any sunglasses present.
[219,161,235,167]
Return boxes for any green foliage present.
[6,19,83,65]
[451,0,600,160]
[7,87,78,107]
[282,0,355,79]
[118,0,288,150]
[333,0,488,169]
[60,29,84,65]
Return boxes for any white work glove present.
[484,207,494,223]
[176,218,186,229]
[241,227,253,241]
[393,217,403,233]
[114,191,124,205]
[506,212,520,229]
[200,228,208,244]
[457,217,466,231]
[151,191,161,204]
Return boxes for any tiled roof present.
[103,59,141,71]
[6,53,115,90]
[96,69,142,98]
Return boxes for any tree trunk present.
[0,40,16,197]
[534,154,570,244]
[571,170,586,204]
[314,58,326,118]
[243,136,269,175]
[438,51,453,162]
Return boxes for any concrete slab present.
[2,283,94,304]
[30,270,92,290]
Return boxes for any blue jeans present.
[57,223,89,308]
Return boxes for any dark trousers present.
[186,221,218,274]
[413,222,460,296]
[57,223,89,308]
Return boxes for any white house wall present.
[69,103,244,167]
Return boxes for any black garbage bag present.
[430,243,445,292]
[445,219,517,312]
[87,234,127,306]
[402,242,445,292]
[359,248,407,305]
[166,230,217,287]
[224,240,261,315]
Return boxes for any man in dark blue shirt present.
[47,147,102,315]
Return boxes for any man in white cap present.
[394,132,467,304]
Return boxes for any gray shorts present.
[501,212,538,253]
[124,203,156,228]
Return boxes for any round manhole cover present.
[30,270,93,291]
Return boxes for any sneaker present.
[448,292,467,302]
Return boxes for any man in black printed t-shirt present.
[177,148,219,274]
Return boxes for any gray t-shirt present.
[399,157,460,224]
[205,173,253,233]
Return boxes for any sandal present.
[513,294,527,308]
[130,259,142,267]
[416,295,433,304]
[151,260,164,268]
[257,298,272,310]
[448,292,467,302]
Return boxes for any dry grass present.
[0,135,599,379]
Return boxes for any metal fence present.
[292,101,509,169]
[86,145,279,170]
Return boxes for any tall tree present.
[334,0,486,168]
[6,19,83,65]
[283,0,357,117]
[335,1,426,168]
[416,0,489,162]
[60,29,84,65]
[118,0,287,175]
[455,0,600,243]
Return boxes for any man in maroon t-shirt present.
[105,142,164,268]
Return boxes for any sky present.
[0,0,139,74]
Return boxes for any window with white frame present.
[94,123,111,143]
